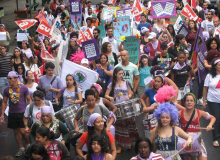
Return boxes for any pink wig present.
[70,50,85,64]
[155,85,176,103]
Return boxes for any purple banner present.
[82,39,100,61]
[151,0,176,19]
[177,24,190,38]
[193,24,208,83]
[69,0,81,15]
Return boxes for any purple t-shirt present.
[4,84,30,113]
[38,75,63,104]
[107,80,130,104]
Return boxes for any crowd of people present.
[0,0,220,159]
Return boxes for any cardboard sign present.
[174,15,184,33]
[123,36,140,64]
[109,0,117,4]
[17,33,29,42]
[170,15,185,25]
[37,21,52,38]
[82,39,100,61]
[70,0,81,15]
[213,28,220,37]
[77,30,85,45]
[151,0,176,19]
[41,40,54,61]
[15,19,37,30]
[181,4,198,21]
[49,17,61,42]
[177,24,190,38]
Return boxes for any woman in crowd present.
[93,4,100,15]
[66,46,79,60]
[86,133,113,160]
[64,24,75,38]
[25,143,50,160]
[24,87,54,130]
[90,82,117,113]
[76,113,117,159]
[140,27,150,46]
[150,102,193,159]
[21,40,32,55]
[26,126,70,160]
[24,70,38,100]
[204,50,220,69]
[130,137,164,160]
[186,20,198,52]
[94,54,114,89]
[43,38,51,52]
[179,93,216,158]
[158,31,172,44]
[11,47,24,72]
[74,89,115,133]
[23,51,39,72]
[206,37,220,51]
[167,24,176,40]
[152,19,166,33]
[137,54,151,98]
[29,106,69,144]
[203,59,220,146]
[0,24,11,52]
[55,74,83,109]
[101,42,118,67]
[17,63,25,83]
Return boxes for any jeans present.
[0,77,9,95]
[207,101,220,141]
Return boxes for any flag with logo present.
[37,21,52,38]
[181,4,198,21]
[15,19,37,30]
[49,17,61,42]
[174,15,183,34]
[41,40,54,61]
[61,59,98,98]
[131,0,143,17]
[34,65,44,83]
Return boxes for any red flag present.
[181,4,198,21]
[168,41,174,47]
[34,65,44,83]
[37,21,52,38]
[83,29,94,41]
[39,12,48,23]
[191,0,196,9]
[15,19,37,30]
[131,0,143,17]
[213,28,220,37]
[108,0,117,4]
[77,30,86,45]
[41,40,54,61]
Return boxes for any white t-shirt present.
[24,101,55,124]
[80,26,95,33]
[202,20,214,31]
[102,37,121,55]
[23,63,39,73]
[204,74,220,102]
[27,83,38,100]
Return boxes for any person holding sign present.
[186,20,198,52]
[0,24,11,52]
[102,42,118,67]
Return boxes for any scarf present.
[203,8,208,14]
[108,36,114,42]
[137,152,154,160]
[151,40,158,50]
[91,153,104,160]
[57,12,62,16]
[173,62,186,70]
[38,34,45,42]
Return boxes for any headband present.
[141,28,149,34]
[0,24,5,28]
[214,59,220,65]
[154,70,165,82]
[66,74,75,80]
[37,90,45,100]
[144,46,151,53]
[87,113,102,127]
[184,92,196,102]
[91,83,103,94]
[23,40,29,44]
[140,54,149,58]
[70,38,79,44]
[15,47,21,52]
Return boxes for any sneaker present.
[15,149,25,157]
[197,98,203,105]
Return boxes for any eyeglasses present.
[18,68,23,70]
[7,78,13,80]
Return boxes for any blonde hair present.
[39,113,56,125]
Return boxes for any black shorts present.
[8,113,25,129]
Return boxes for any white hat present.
[148,32,157,39]
[81,58,89,64]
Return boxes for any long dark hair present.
[188,20,198,32]
[87,133,109,160]
[33,86,47,100]
[134,137,153,154]
[167,24,176,38]
[13,48,24,66]
[102,42,111,54]
[110,67,123,97]
[99,53,108,64]
[36,126,55,140]
[206,37,220,51]
[24,70,34,84]
[66,74,77,87]
[139,54,151,69]
[17,63,25,79]
[210,60,220,78]
[26,143,50,160]
[174,34,185,46]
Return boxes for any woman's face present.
[93,117,104,131]
[154,77,163,89]
[66,76,74,87]
[23,55,28,62]
[70,40,77,47]
[35,133,47,145]
[14,49,21,58]
[141,57,148,65]
[168,27,173,34]
[44,39,49,46]
[92,140,102,153]
[162,34,168,42]
[180,38,186,44]
[68,26,73,31]
[91,87,99,99]
[17,66,24,75]
[160,113,171,126]
[41,113,51,123]
[215,62,220,71]
[31,153,43,160]
[107,44,112,52]
[116,70,124,80]
[189,21,195,29]
[0,26,4,32]
[100,55,107,64]
[33,96,43,107]
[184,95,196,109]
[138,141,150,159]
[177,53,186,64]
[145,31,149,36]
[210,40,217,49]
[22,41,27,49]
[26,71,34,80]
[168,94,175,103]
[86,95,96,107]
[96,4,99,10]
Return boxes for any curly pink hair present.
[155,85,177,103]
[70,50,85,64]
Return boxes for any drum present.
[65,116,84,139]
[55,105,78,122]
[114,98,142,120]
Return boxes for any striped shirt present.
[0,52,12,77]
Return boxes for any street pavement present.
[0,0,220,159]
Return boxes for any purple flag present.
[193,24,208,83]
[82,39,100,61]
[177,24,190,38]
[69,0,81,15]
[151,0,176,19]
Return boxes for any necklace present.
[160,53,169,69]
[91,153,104,160]
[176,45,184,53]
[9,81,21,104]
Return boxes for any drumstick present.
[196,127,214,130]
[78,131,84,134]
[172,147,186,158]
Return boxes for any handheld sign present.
[69,0,81,15]
[37,20,52,38]
[82,39,100,61]
[177,24,190,38]
[181,4,198,21]
[15,19,37,30]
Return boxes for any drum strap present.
[184,109,196,132]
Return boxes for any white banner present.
[174,15,183,34]
[57,38,69,61]
[49,17,61,42]
[61,59,98,98]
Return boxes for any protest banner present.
[58,38,69,61]
[193,24,208,83]
[151,0,176,19]
[82,39,100,61]
[174,15,183,33]
[116,8,133,21]
[170,15,185,25]
[213,28,220,37]
[15,19,37,30]
[49,17,61,42]
[41,40,54,61]
[123,36,140,64]
[61,59,98,98]
[0,32,6,41]
[37,20,52,38]
[17,33,29,42]
[83,28,93,41]
[101,8,114,23]
[33,65,44,83]
[39,12,48,23]
[96,24,106,38]
[177,24,190,38]
[131,0,143,17]
[113,16,131,41]
[77,30,85,45]
[181,4,198,21]
[69,0,81,14]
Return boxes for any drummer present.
[105,67,138,154]
[55,74,83,109]
[29,106,70,145]
[179,93,216,159]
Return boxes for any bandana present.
[91,83,103,94]
[150,40,158,50]
[108,36,114,42]
[173,62,186,70]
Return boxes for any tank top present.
[13,61,22,72]
[98,97,105,108]
[180,109,200,133]
[155,127,178,151]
